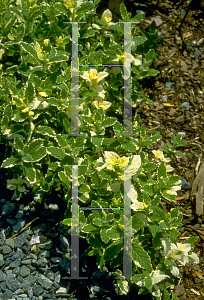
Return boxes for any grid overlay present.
[63,20,138,280]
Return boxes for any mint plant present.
[0,1,198,299]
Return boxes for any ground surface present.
[98,0,204,299]
[130,0,204,299]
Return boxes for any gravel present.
[0,191,127,300]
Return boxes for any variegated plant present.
[0,1,198,299]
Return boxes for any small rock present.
[19,265,30,277]
[15,210,24,219]
[161,95,167,102]
[1,202,16,215]
[180,177,192,190]
[180,101,190,111]
[48,204,59,211]
[56,287,67,294]
[13,220,26,233]
[14,231,28,248]
[175,284,185,296]
[30,235,41,245]
[39,239,53,250]
[165,82,174,91]
[178,132,186,138]
[194,50,202,58]
[33,284,44,296]
[38,274,53,290]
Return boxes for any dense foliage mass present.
[0,0,199,298]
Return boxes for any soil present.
[97,0,204,299]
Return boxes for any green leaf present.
[102,138,120,148]
[185,236,197,248]
[115,279,129,295]
[91,136,104,147]
[100,117,117,129]
[1,155,22,168]
[100,227,111,244]
[174,151,184,157]
[30,147,47,162]
[96,253,106,269]
[145,277,152,289]
[161,190,176,201]
[149,134,162,143]
[25,81,34,102]
[106,225,121,240]
[27,139,43,152]
[58,171,70,187]
[98,169,118,180]
[47,97,61,107]
[152,232,163,250]
[20,41,41,63]
[93,108,104,123]
[84,246,99,256]
[81,224,99,233]
[121,142,138,152]
[41,182,50,193]
[75,2,95,13]
[62,218,72,226]
[132,243,152,272]
[138,174,147,186]
[54,134,70,148]
[151,206,166,222]
[22,153,34,162]
[14,137,24,151]
[146,69,160,77]
[132,36,147,46]
[79,183,90,193]
[108,23,124,32]
[112,90,122,99]
[95,19,109,27]
[113,121,123,135]
[87,235,102,248]
[120,2,128,21]
[162,289,170,300]
[2,14,16,36]
[131,13,145,23]
[148,224,162,237]
[81,28,96,38]
[91,173,101,186]
[111,268,122,278]
[168,228,181,241]
[48,162,60,172]
[132,214,145,231]
[24,165,36,184]
[47,146,66,160]
[92,218,103,227]
[104,240,123,261]
[157,162,167,180]
[48,54,69,63]
[166,175,180,186]
[144,49,155,66]
[81,116,94,125]
[35,125,56,137]
[1,105,13,128]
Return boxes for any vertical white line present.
[71,165,79,278]
[123,22,132,136]
[71,22,80,136]
[123,165,132,279]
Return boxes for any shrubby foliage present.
[0,0,198,299]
